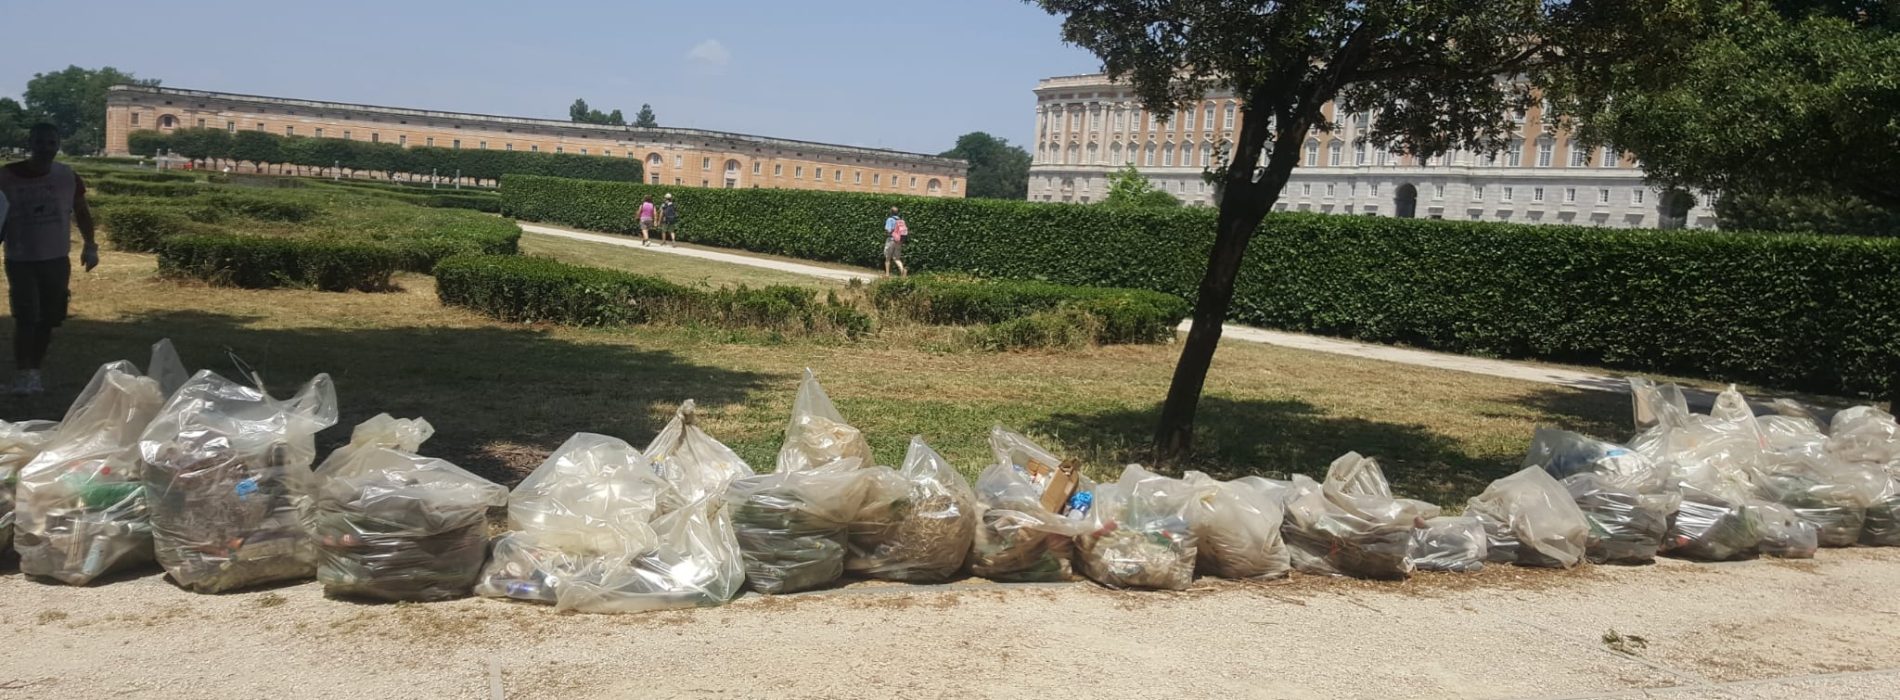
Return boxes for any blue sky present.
[2,0,1103,155]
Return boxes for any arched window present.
[158,114,177,129]
[1200,143,1213,168]
[1354,142,1368,165]
[1110,142,1124,164]
[1328,142,1343,166]
[1162,143,1175,166]
[647,153,663,170]
[927,178,942,195]
[1086,142,1099,164]
[1305,140,1319,166]
[1506,140,1524,167]
[1536,138,1554,167]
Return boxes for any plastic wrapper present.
[16,342,185,585]
[1465,466,1589,568]
[726,464,871,593]
[774,368,873,473]
[1629,378,1691,434]
[1749,502,1819,559]
[1828,406,1899,470]
[1076,465,1195,590]
[1411,516,1488,573]
[1278,453,1436,580]
[1182,471,1289,580]
[642,399,752,514]
[969,427,1092,582]
[0,419,59,553]
[845,437,976,583]
[303,415,506,601]
[1751,451,1878,547]
[141,370,336,592]
[1862,476,1900,547]
[1523,428,1679,564]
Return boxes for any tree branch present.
[1347,42,1552,83]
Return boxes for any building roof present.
[109,84,966,169]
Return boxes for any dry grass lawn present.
[0,248,1635,507]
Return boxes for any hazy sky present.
[2,0,1104,155]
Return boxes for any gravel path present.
[4,548,1897,699]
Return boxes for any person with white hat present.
[659,193,679,247]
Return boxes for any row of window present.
[1041,101,1240,139]
[1289,181,1657,207]
[1299,140,1621,169]
[1041,141,1224,168]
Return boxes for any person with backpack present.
[659,193,679,246]
[882,206,909,278]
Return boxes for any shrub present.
[504,174,1900,396]
[100,206,207,253]
[967,308,1103,351]
[91,178,203,197]
[133,129,644,183]
[158,234,402,292]
[873,275,1187,344]
[195,191,321,222]
[434,255,696,325]
[101,169,198,183]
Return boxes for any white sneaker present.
[11,370,44,396]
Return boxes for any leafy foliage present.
[872,274,1187,344]
[938,132,1031,200]
[21,65,159,155]
[0,97,36,151]
[128,128,644,182]
[634,104,659,128]
[1101,164,1181,209]
[157,234,403,292]
[1544,2,1900,214]
[569,98,627,126]
[1717,190,1900,237]
[506,173,1900,396]
[100,205,210,252]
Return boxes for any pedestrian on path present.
[659,193,679,246]
[0,123,99,395]
[882,206,908,278]
[637,195,656,246]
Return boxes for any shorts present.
[639,217,654,230]
[661,220,677,234]
[6,257,71,328]
[883,237,905,261]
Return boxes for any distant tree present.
[22,65,159,155]
[0,97,31,152]
[1544,2,1899,216]
[1101,164,1180,208]
[229,129,282,172]
[634,103,659,128]
[938,132,1031,199]
[569,98,629,126]
[1030,0,1592,458]
[168,127,232,168]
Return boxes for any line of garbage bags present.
[3,342,1899,614]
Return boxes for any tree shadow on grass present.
[1032,395,1514,506]
[1,310,770,486]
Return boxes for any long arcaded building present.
[104,85,968,196]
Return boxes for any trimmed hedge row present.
[100,207,211,252]
[504,174,1900,396]
[873,275,1188,344]
[158,234,402,292]
[91,178,204,198]
[433,254,872,335]
[129,128,646,183]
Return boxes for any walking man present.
[637,195,656,246]
[882,206,908,278]
[659,193,679,246]
[0,123,99,395]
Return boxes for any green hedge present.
[873,275,1188,344]
[100,206,210,252]
[504,174,1900,396]
[158,234,402,292]
[91,178,204,198]
[434,254,871,335]
[130,128,645,183]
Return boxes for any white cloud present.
[686,39,731,69]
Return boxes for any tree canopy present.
[568,98,628,126]
[634,104,659,128]
[1101,164,1180,208]
[1542,1,1899,215]
[938,132,1032,200]
[1031,0,1588,457]
[20,65,159,155]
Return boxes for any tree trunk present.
[1154,202,1274,458]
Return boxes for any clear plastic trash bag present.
[726,461,871,594]
[141,369,337,593]
[1751,449,1879,548]
[1523,428,1679,565]
[1630,378,1691,434]
[775,368,873,473]
[16,341,186,585]
[969,427,1092,582]
[846,437,976,583]
[1076,464,1196,590]
[1279,453,1436,580]
[1465,466,1589,569]
[1749,501,1819,559]
[1827,406,1899,470]
[642,399,752,515]
[0,419,59,553]
[1411,516,1488,573]
[554,496,747,613]
[1181,471,1289,580]
[303,414,507,601]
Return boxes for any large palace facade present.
[1027,73,1718,229]
[105,85,968,197]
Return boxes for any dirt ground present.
[2,548,1897,700]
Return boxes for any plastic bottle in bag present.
[1181,471,1289,580]
[141,370,338,593]
[969,426,1092,582]
[16,341,186,585]
[303,415,508,601]
[1465,466,1589,569]
[1522,428,1680,565]
[845,437,976,583]
[1077,465,1196,590]
[0,419,59,553]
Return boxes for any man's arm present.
[75,173,99,270]
[885,217,895,233]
